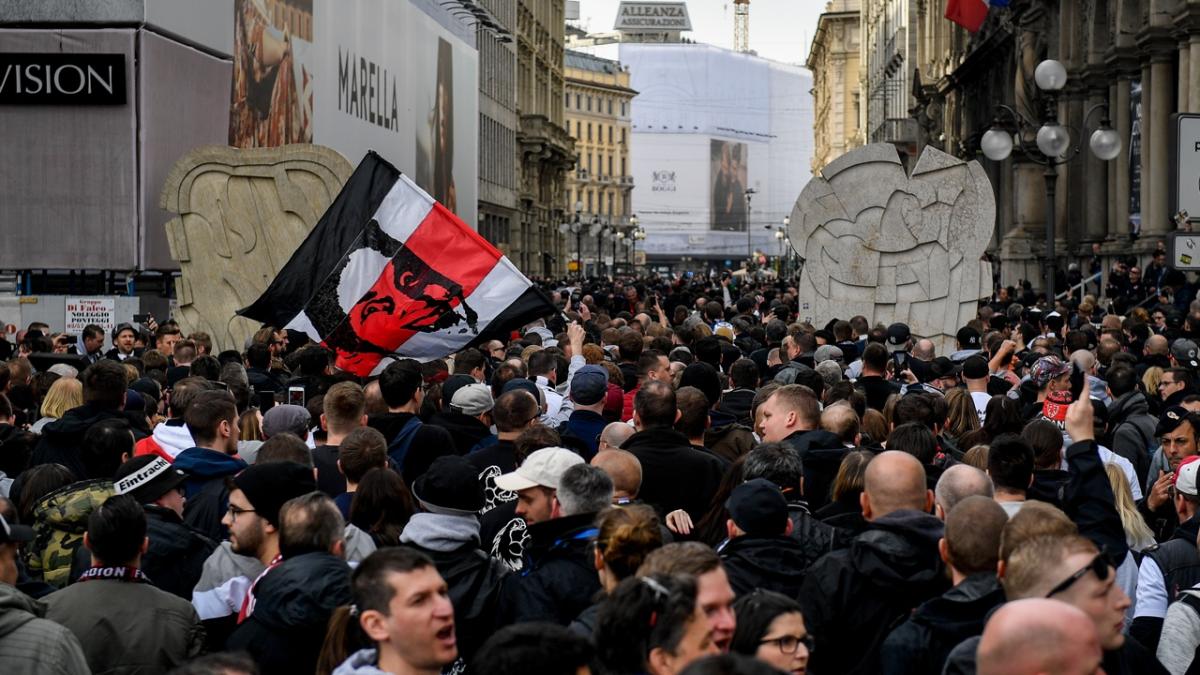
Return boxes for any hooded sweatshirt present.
[799,509,948,675]
[174,447,248,542]
[0,583,91,675]
[134,420,195,463]
[400,512,508,660]
[879,573,1005,675]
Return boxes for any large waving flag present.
[239,151,556,376]
[945,0,1009,33]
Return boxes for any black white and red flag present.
[239,151,555,376]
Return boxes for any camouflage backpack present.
[24,478,114,587]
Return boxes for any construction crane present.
[733,0,750,53]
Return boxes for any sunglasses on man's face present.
[1045,553,1110,598]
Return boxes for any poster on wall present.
[65,297,116,334]
[229,0,315,147]
[711,139,748,231]
[225,0,477,226]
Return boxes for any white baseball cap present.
[494,446,584,492]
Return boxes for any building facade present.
[807,0,864,173]
[477,0,520,259]
[564,50,637,276]
[840,0,1200,295]
[515,0,574,277]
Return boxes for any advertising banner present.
[227,0,477,226]
[711,139,748,231]
[65,297,116,334]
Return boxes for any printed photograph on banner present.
[711,139,748,232]
[229,0,315,148]
[414,38,457,213]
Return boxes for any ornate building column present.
[1140,27,1177,240]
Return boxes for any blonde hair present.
[1143,367,1164,398]
[963,444,989,471]
[40,377,82,420]
[1106,463,1156,551]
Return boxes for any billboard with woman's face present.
[226,0,477,226]
[711,139,748,232]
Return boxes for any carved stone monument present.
[789,144,994,352]
[161,144,353,352]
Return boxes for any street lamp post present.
[744,188,757,259]
[613,230,625,278]
[980,58,1121,303]
[573,201,583,280]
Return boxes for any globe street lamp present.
[980,58,1121,301]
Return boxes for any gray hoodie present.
[0,582,90,675]
[1158,588,1200,674]
[333,649,390,675]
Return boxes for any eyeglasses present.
[226,505,257,522]
[1045,553,1110,598]
[760,634,815,656]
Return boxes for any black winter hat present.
[233,461,317,527]
[412,455,484,516]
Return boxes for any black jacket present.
[856,375,901,412]
[225,552,352,675]
[31,404,150,479]
[141,505,217,601]
[1063,440,1129,563]
[403,541,508,661]
[798,509,948,675]
[716,388,755,427]
[787,502,849,569]
[720,534,809,597]
[621,427,727,521]
[1107,390,1157,481]
[368,412,456,486]
[782,429,847,511]
[497,512,601,626]
[1028,468,1069,506]
[468,439,519,514]
[428,411,492,456]
[312,444,345,498]
[879,573,1005,675]
[1102,636,1169,675]
[246,367,284,393]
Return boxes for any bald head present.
[600,421,636,452]
[977,599,1102,675]
[1069,349,1095,374]
[911,339,935,360]
[592,449,643,501]
[862,450,932,520]
[1146,334,1169,356]
[934,464,994,519]
[820,403,859,445]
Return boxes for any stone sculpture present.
[161,144,352,352]
[789,144,994,353]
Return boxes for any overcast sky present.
[575,0,827,66]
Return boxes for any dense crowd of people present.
[5,266,1200,674]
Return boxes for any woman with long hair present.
[593,574,719,675]
[943,388,981,443]
[729,590,811,675]
[1106,463,1156,551]
[814,450,872,533]
[958,396,1023,449]
[349,468,415,548]
[31,377,82,433]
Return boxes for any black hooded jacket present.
[496,512,601,626]
[879,573,1005,675]
[368,412,456,486]
[798,509,948,675]
[403,541,508,661]
[782,429,847,510]
[225,552,352,675]
[428,410,492,456]
[720,534,809,597]
[141,505,217,601]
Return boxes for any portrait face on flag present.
[240,152,554,376]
